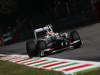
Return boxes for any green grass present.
[0,60,65,75]
[76,67,100,75]
[0,59,100,75]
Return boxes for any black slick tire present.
[26,39,37,58]
[70,31,82,48]
[36,40,46,57]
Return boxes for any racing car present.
[26,24,82,58]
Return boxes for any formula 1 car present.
[26,25,82,58]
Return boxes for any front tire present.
[70,31,82,48]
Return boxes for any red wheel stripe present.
[14,57,35,63]
[25,59,48,65]
[42,62,67,68]
[62,64,92,71]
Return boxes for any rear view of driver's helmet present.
[46,32,55,40]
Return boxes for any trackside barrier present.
[0,55,100,75]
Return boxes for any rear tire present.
[26,39,37,58]
[26,39,47,58]
[36,40,46,57]
[70,31,82,48]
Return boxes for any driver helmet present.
[46,32,56,40]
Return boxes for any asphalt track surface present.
[0,23,100,62]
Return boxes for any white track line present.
[0,54,28,57]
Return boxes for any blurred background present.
[0,0,100,46]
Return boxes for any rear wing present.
[34,24,53,40]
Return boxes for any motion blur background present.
[0,0,100,45]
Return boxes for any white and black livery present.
[26,24,82,58]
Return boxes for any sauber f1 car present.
[26,25,82,58]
